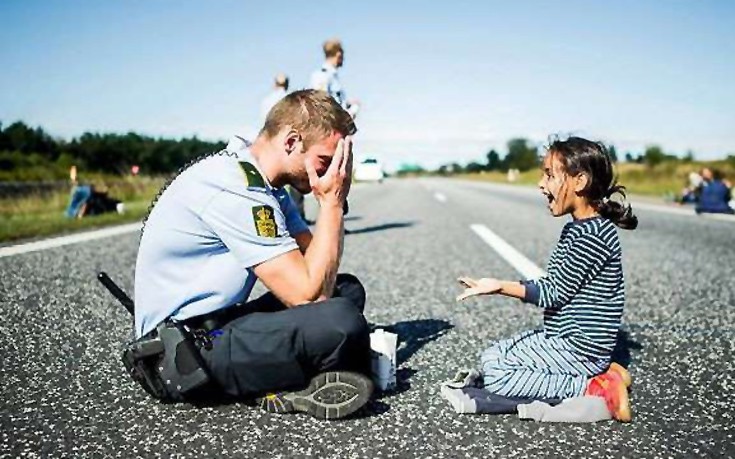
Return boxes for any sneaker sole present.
[260,371,373,420]
[613,380,632,422]
[609,362,632,388]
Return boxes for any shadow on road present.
[371,318,454,366]
[371,319,453,388]
[346,221,414,235]
[189,319,454,418]
[611,329,643,368]
[357,319,453,418]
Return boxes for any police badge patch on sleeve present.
[252,205,278,237]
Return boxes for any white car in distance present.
[353,158,385,183]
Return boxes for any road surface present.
[2,178,733,458]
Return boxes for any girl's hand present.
[456,277,502,302]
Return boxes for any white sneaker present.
[440,368,482,389]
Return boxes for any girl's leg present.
[480,330,607,399]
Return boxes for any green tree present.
[607,145,618,163]
[486,149,501,171]
[642,145,678,167]
[504,138,538,171]
[643,145,667,167]
[466,161,484,173]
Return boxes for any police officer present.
[297,38,360,223]
[310,38,359,118]
[134,90,373,419]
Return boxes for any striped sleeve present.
[527,232,613,310]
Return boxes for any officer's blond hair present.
[323,39,343,58]
[260,89,356,150]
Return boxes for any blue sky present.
[1,0,733,170]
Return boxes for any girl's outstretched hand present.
[456,277,502,302]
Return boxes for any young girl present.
[448,137,637,422]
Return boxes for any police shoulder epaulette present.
[239,161,266,188]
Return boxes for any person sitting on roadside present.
[65,166,124,218]
[695,168,734,215]
[678,171,703,205]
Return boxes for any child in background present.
[444,137,638,422]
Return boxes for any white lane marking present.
[434,192,447,203]
[0,222,141,258]
[470,224,546,279]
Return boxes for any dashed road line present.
[470,223,546,279]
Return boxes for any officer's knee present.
[335,273,366,313]
[327,298,368,340]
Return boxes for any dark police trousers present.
[198,274,370,397]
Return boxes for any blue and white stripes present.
[481,329,609,399]
[523,216,624,359]
[478,216,624,399]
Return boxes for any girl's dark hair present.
[548,136,638,230]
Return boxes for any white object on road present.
[370,329,398,391]
[470,224,546,279]
[434,192,447,203]
[354,158,385,183]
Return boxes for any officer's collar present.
[226,135,272,190]
[322,62,338,73]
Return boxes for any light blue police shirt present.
[133,135,310,337]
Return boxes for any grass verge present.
[1,177,164,244]
[453,160,735,199]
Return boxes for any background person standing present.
[310,38,359,119]
[260,73,289,121]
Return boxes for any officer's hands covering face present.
[456,277,502,302]
[306,136,353,208]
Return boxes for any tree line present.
[435,137,731,175]
[0,120,226,181]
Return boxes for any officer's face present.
[291,132,344,193]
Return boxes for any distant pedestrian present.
[310,38,359,118]
[445,137,638,422]
[695,168,734,214]
[65,166,123,218]
[260,73,289,122]
[678,170,703,204]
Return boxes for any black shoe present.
[258,371,373,420]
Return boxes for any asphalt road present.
[2,178,734,458]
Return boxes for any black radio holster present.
[122,321,211,402]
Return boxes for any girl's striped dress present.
[480,216,624,399]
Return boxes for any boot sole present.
[259,371,373,420]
